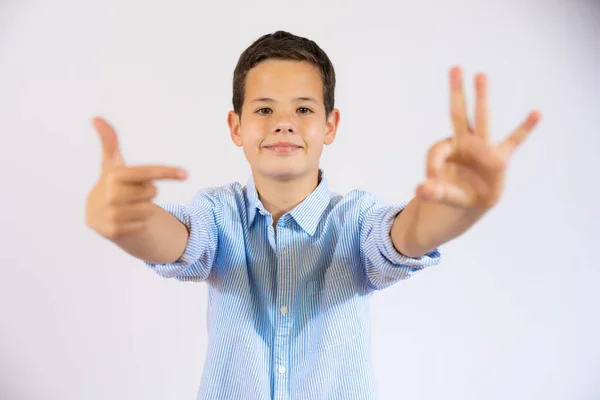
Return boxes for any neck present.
[253,168,320,224]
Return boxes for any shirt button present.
[278,365,286,374]
[280,305,288,314]
[281,247,287,254]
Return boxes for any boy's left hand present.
[416,66,541,210]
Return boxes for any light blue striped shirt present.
[145,169,442,399]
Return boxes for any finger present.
[92,117,125,168]
[450,66,472,139]
[113,165,188,183]
[426,138,454,179]
[474,73,490,141]
[106,181,157,204]
[497,110,542,158]
[107,203,156,223]
[416,179,472,208]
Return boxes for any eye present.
[297,107,313,114]
[256,108,272,115]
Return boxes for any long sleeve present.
[359,193,442,291]
[144,188,220,282]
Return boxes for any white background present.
[1,0,599,399]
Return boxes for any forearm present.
[113,204,189,264]
[390,197,487,258]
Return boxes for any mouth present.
[263,145,302,154]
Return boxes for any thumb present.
[92,117,125,168]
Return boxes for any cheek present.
[302,121,327,142]
[240,122,264,144]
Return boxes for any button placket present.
[274,225,291,398]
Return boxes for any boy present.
[86,31,541,399]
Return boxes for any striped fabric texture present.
[145,169,442,400]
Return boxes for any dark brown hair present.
[232,30,336,118]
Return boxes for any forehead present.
[245,59,323,101]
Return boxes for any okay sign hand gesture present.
[416,66,542,209]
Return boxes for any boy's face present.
[228,59,339,183]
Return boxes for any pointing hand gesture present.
[85,117,188,240]
[416,66,541,209]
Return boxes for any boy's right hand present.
[86,117,188,241]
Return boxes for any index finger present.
[114,165,188,182]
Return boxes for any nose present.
[273,113,295,134]
[275,126,294,133]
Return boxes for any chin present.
[256,165,309,181]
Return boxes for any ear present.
[227,110,243,147]
[324,108,340,145]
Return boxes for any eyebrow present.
[250,96,318,103]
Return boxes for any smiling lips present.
[263,142,302,154]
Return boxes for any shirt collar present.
[246,169,330,237]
